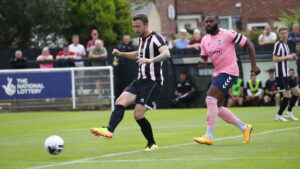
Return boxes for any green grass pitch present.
[0,107,300,169]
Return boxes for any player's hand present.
[251,65,261,75]
[198,58,207,67]
[137,57,153,65]
[112,49,121,56]
[290,53,296,60]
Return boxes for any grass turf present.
[0,107,299,169]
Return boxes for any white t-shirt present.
[258,32,277,43]
[69,44,86,67]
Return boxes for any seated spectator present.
[288,24,300,44]
[246,74,263,105]
[264,69,280,106]
[86,29,104,52]
[9,50,27,69]
[163,34,173,50]
[36,47,54,69]
[56,43,76,67]
[187,29,202,50]
[258,26,277,45]
[172,72,196,108]
[227,77,244,107]
[88,40,107,98]
[173,29,190,49]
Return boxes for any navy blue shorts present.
[124,79,161,110]
[211,73,238,95]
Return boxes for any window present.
[219,16,241,30]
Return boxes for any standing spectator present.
[246,74,263,105]
[36,47,54,69]
[227,77,244,107]
[9,50,27,69]
[258,26,277,45]
[264,69,280,106]
[88,40,107,98]
[115,35,136,66]
[163,34,173,50]
[187,29,202,50]
[56,43,76,67]
[172,72,196,108]
[288,24,300,44]
[173,29,190,49]
[86,29,104,52]
[69,35,86,94]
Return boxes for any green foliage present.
[63,0,133,46]
[242,29,264,44]
[277,8,300,30]
[0,0,65,48]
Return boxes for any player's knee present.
[134,111,144,120]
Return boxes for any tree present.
[62,0,133,46]
[277,8,300,31]
[0,0,65,48]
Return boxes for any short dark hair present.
[278,26,288,33]
[132,14,148,24]
[206,14,219,20]
[268,68,275,73]
[72,35,79,39]
[289,68,295,72]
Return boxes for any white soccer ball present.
[44,135,64,155]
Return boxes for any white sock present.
[236,120,247,131]
[286,111,292,115]
[205,128,214,140]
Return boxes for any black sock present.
[136,118,156,146]
[288,95,298,112]
[278,97,290,115]
[107,105,125,132]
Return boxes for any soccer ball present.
[44,135,64,155]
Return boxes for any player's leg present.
[227,97,233,107]
[275,93,280,107]
[264,95,270,105]
[285,87,300,120]
[276,90,291,121]
[90,91,136,138]
[237,96,244,106]
[134,104,158,151]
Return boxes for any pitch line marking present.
[25,126,300,169]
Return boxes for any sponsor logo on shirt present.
[208,48,222,57]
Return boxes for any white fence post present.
[109,66,115,111]
[71,68,76,110]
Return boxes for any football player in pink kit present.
[193,14,261,145]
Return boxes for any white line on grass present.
[25,126,300,169]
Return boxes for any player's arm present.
[198,55,208,67]
[137,46,170,65]
[112,48,138,60]
[244,39,261,75]
[273,54,296,62]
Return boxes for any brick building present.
[154,0,300,33]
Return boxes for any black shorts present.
[276,77,289,92]
[124,79,161,110]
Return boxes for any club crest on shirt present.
[218,39,222,46]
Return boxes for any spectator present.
[288,24,300,44]
[246,74,263,105]
[86,29,104,52]
[172,72,196,107]
[36,47,54,69]
[258,26,277,45]
[227,77,244,107]
[296,43,300,81]
[69,35,86,94]
[88,40,107,98]
[115,35,136,66]
[163,34,173,50]
[88,40,107,66]
[56,43,76,67]
[9,50,27,69]
[187,29,202,50]
[69,35,86,67]
[264,69,280,106]
[173,29,190,49]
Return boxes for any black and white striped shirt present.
[137,31,166,84]
[273,40,290,77]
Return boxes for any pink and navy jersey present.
[200,29,247,77]
[137,31,166,85]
